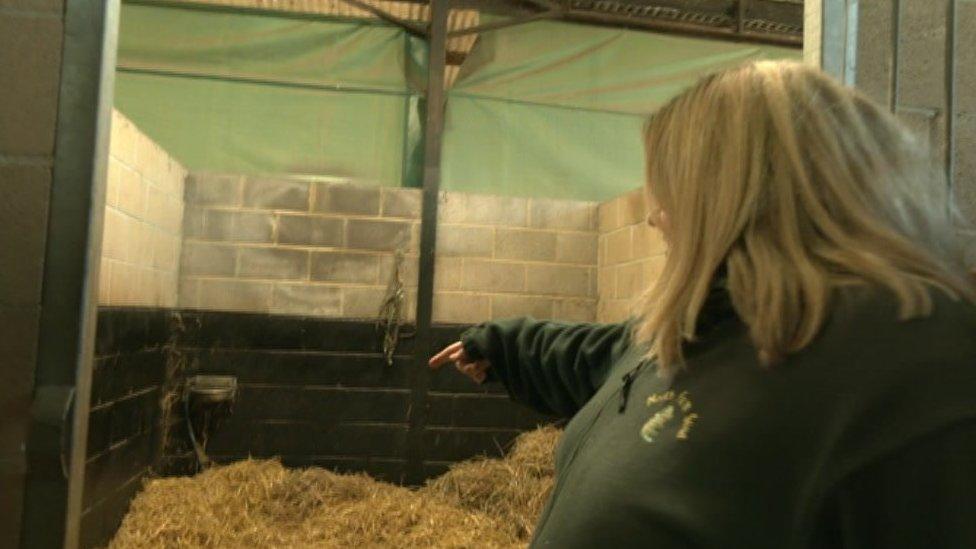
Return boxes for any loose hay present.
[422,426,560,540]
[110,426,562,549]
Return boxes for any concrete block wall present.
[954,1,976,267]
[0,1,66,543]
[179,181,601,323]
[853,0,976,270]
[433,193,600,324]
[100,111,186,307]
[178,176,422,319]
[596,188,667,323]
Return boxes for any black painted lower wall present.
[80,307,555,547]
[81,308,170,549]
[173,311,554,484]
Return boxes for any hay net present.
[110,426,562,549]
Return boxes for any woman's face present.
[644,186,670,243]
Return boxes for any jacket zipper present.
[533,360,649,541]
[618,361,646,413]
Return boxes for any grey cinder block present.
[495,228,557,262]
[525,264,590,297]
[460,259,526,293]
[311,251,381,284]
[203,210,275,243]
[347,219,416,252]
[185,173,242,207]
[277,215,344,247]
[272,284,343,316]
[314,182,381,216]
[436,225,493,257]
[243,177,310,211]
[490,295,554,320]
[180,242,237,277]
[194,279,272,311]
[238,247,308,280]
[529,198,597,231]
[556,232,598,264]
[381,187,422,219]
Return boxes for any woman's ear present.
[657,209,671,237]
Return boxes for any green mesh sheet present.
[441,95,646,201]
[118,3,412,92]
[115,71,410,184]
[113,5,800,199]
[114,2,418,185]
[453,20,798,115]
[440,20,800,200]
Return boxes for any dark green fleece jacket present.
[461,284,976,549]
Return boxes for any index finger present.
[429,341,464,369]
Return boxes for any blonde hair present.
[636,60,975,372]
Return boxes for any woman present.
[429,61,976,548]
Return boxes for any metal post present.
[946,0,957,200]
[890,0,901,112]
[843,0,859,86]
[821,0,859,85]
[405,0,448,486]
[20,1,120,547]
[737,0,747,34]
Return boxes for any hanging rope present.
[378,246,407,367]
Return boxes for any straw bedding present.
[109,426,562,548]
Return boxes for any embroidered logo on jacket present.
[641,390,698,442]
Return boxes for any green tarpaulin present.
[441,95,646,201]
[453,20,795,115]
[440,20,798,199]
[115,71,412,183]
[115,3,421,186]
[114,3,799,200]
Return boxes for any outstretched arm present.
[430,318,633,417]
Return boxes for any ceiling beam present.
[335,0,428,37]
[561,8,801,48]
[447,9,563,37]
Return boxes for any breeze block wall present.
[854,0,976,270]
[0,1,66,543]
[178,180,602,323]
[100,111,187,307]
[596,188,667,323]
[433,192,600,323]
[178,175,422,320]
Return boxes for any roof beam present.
[335,0,428,37]
[447,9,562,37]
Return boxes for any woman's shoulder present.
[824,283,976,359]
[810,284,976,476]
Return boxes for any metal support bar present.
[821,0,852,81]
[843,0,859,86]
[737,0,748,34]
[946,0,957,199]
[447,0,800,45]
[890,0,901,112]
[561,9,802,48]
[336,0,428,37]
[405,0,448,486]
[447,9,561,37]
[521,0,563,11]
[20,1,120,547]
